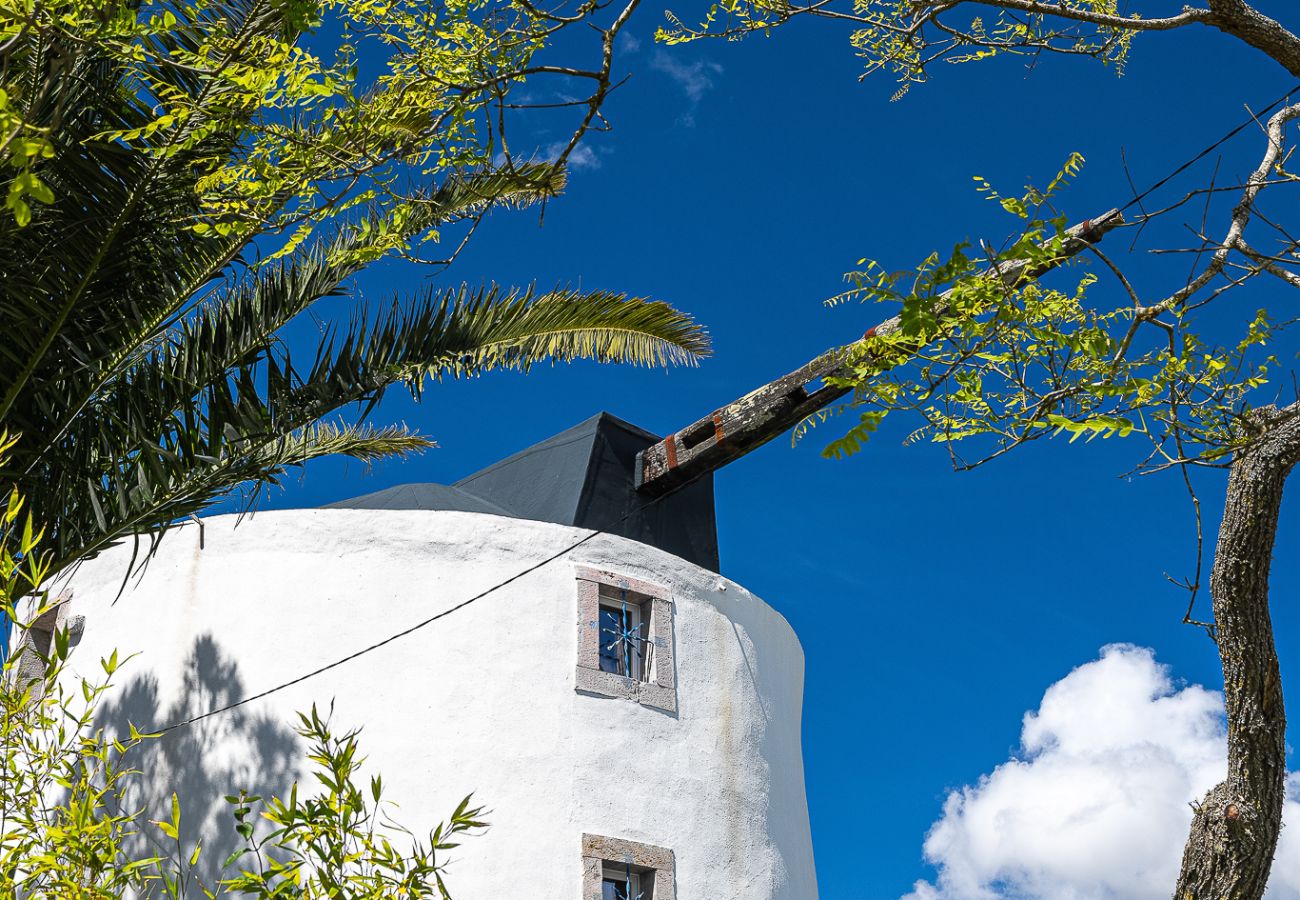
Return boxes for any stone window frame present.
[573,564,676,714]
[581,833,676,900]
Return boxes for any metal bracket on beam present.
[634,351,850,497]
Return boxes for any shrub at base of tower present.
[0,465,485,898]
[220,706,487,900]
[0,627,486,898]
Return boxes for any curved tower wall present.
[59,509,817,899]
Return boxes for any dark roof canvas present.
[324,413,720,571]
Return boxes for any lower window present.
[583,834,674,900]
[602,865,648,900]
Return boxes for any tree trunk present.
[1174,405,1300,898]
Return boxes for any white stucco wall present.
[56,509,817,899]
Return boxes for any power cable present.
[155,472,690,734]
[1118,82,1300,216]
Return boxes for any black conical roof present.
[325,483,512,516]
[324,413,719,571]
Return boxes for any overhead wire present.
[1118,81,1300,217]
[155,81,1300,736]
[155,470,694,734]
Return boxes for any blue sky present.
[216,4,1300,896]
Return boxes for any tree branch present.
[925,0,1214,32]
[1205,0,1300,77]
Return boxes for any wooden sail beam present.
[635,209,1125,497]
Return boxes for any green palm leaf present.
[37,284,706,569]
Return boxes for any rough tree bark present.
[1174,403,1300,899]
[1205,0,1300,77]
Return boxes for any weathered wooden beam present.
[635,209,1125,496]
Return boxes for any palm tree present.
[0,0,709,582]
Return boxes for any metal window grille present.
[602,863,645,900]
[598,589,652,681]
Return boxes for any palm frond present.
[24,282,706,569]
[14,165,571,492]
[403,286,712,377]
[251,422,436,469]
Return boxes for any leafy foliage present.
[0,0,576,234]
[1,456,484,897]
[0,631,158,897]
[1,650,485,898]
[657,3,1300,897]
[819,158,1281,470]
[221,708,486,899]
[0,453,160,896]
[658,0,1135,96]
[654,0,1300,484]
[0,0,710,581]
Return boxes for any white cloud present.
[541,142,602,170]
[618,32,642,53]
[904,644,1300,900]
[649,50,722,104]
[1278,777,1300,898]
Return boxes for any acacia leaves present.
[0,0,565,240]
[658,0,1136,97]
[821,159,1281,470]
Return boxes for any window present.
[598,589,647,681]
[573,565,676,713]
[583,834,674,900]
[601,866,645,900]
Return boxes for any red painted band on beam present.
[711,412,726,446]
[664,433,678,469]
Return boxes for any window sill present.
[575,665,677,713]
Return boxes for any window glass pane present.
[604,873,645,900]
[598,606,626,675]
[598,603,643,680]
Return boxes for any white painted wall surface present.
[58,509,818,899]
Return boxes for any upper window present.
[597,587,649,681]
[573,565,676,713]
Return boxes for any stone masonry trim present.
[573,565,676,713]
[581,833,676,900]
